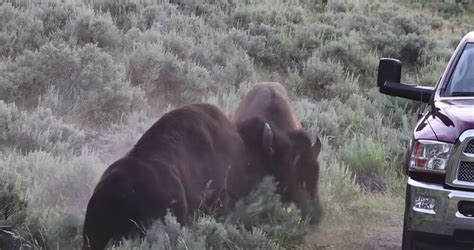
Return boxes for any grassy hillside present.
[0,0,472,248]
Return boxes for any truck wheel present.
[402,184,416,250]
[402,215,416,250]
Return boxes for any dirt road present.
[305,208,404,249]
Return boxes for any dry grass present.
[305,194,404,250]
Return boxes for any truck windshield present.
[447,43,474,96]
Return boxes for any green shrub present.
[326,73,360,100]
[429,1,465,17]
[300,98,344,139]
[43,211,84,249]
[417,60,446,86]
[0,174,43,249]
[0,3,46,58]
[390,14,426,35]
[223,226,279,250]
[118,213,280,250]
[35,1,76,38]
[0,175,28,229]
[118,177,308,250]
[320,159,360,210]
[0,43,78,103]
[366,87,419,129]
[210,50,255,89]
[244,23,286,69]
[162,31,195,60]
[301,55,344,97]
[310,137,361,211]
[124,8,256,102]
[127,43,214,103]
[364,26,400,58]
[320,33,378,76]
[0,101,85,155]
[168,0,231,25]
[231,7,277,28]
[91,0,140,29]
[343,14,374,33]
[0,150,105,213]
[362,11,437,66]
[0,188,84,249]
[293,27,324,54]
[300,56,359,100]
[430,17,444,30]
[204,82,253,115]
[228,177,308,248]
[69,7,122,50]
[326,0,355,13]
[398,33,432,65]
[341,134,389,191]
[137,4,179,30]
[1,43,145,126]
[72,44,145,124]
[228,1,308,70]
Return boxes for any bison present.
[83,103,262,250]
[83,104,296,249]
[83,87,322,249]
[233,82,322,215]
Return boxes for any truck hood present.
[427,98,474,143]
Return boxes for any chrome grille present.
[458,162,474,182]
[446,130,474,189]
[464,140,474,154]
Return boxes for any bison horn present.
[263,122,274,156]
[312,136,322,157]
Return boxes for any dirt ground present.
[305,205,404,249]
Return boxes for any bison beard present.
[233,82,322,218]
[83,103,250,250]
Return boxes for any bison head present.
[236,116,322,208]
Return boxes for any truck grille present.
[464,139,474,154]
[458,162,474,182]
[446,130,474,189]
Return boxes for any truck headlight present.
[410,140,453,172]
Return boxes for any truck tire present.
[402,214,416,250]
[402,183,416,250]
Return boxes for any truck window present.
[447,43,474,96]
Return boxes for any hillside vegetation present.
[0,0,472,249]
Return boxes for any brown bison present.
[233,82,322,212]
[83,103,263,250]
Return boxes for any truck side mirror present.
[377,58,402,91]
[377,58,434,103]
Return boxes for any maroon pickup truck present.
[377,32,474,249]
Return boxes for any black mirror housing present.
[377,58,402,89]
[377,58,434,103]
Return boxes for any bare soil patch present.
[305,198,404,249]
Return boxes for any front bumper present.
[406,178,474,242]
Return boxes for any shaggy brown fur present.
[83,103,261,250]
[233,82,322,205]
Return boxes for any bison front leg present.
[155,169,190,226]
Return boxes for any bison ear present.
[312,136,322,157]
[262,122,274,156]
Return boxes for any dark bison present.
[83,103,261,250]
[233,82,322,210]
